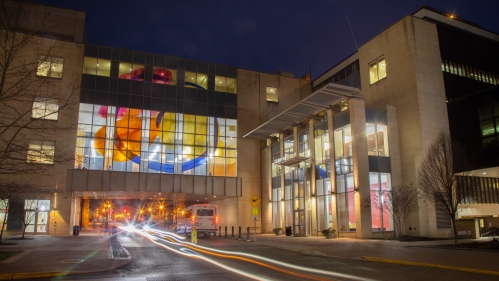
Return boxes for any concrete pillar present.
[349,98,372,239]
[82,199,90,229]
[327,109,339,234]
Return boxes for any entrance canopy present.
[243,83,362,139]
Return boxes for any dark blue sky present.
[37,0,499,80]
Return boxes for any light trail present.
[140,228,378,281]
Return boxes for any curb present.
[361,256,499,276]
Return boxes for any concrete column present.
[386,105,402,186]
[349,98,371,239]
[308,119,317,235]
[327,109,339,233]
[82,199,90,229]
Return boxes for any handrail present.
[480,227,498,238]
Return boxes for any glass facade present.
[366,123,389,156]
[75,103,237,176]
[369,172,393,231]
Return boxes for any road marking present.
[361,256,499,276]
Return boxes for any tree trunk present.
[451,215,458,244]
[0,220,6,244]
[21,220,26,239]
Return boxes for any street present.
[22,229,499,281]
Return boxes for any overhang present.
[243,83,362,139]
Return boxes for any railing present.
[480,228,498,239]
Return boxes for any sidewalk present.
[0,227,131,280]
[252,234,499,276]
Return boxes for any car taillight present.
[191,216,195,222]
[215,216,219,223]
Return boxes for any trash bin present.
[285,226,292,236]
[73,225,79,236]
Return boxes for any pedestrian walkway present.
[251,234,499,276]
[0,227,131,280]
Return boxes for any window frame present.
[31,97,60,120]
[27,140,56,164]
[266,86,279,102]
[36,55,64,79]
[369,56,386,85]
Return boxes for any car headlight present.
[125,225,135,232]
[143,225,150,231]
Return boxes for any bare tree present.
[0,0,80,179]
[418,132,475,244]
[369,183,422,238]
[21,198,37,238]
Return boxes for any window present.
[266,87,278,102]
[369,173,393,232]
[27,140,55,164]
[37,55,64,79]
[442,60,497,86]
[32,97,59,120]
[185,72,207,90]
[334,126,352,174]
[369,56,386,84]
[366,123,389,156]
[152,67,177,85]
[119,62,144,80]
[215,76,237,94]
[82,57,111,76]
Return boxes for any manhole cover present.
[61,259,84,263]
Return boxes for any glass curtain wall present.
[271,141,282,228]
[334,125,355,232]
[314,120,332,231]
[75,104,237,176]
[370,173,393,231]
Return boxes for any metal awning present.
[243,83,362,139]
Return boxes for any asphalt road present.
[23,230,499,281]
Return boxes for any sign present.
[252,207,258,216]
[191,227,197,244]
[252,215,258,221]
[250,194,260,207]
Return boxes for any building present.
[1,2,498,238]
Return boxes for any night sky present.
[36,0,499,80]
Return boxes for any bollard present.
[219,226,221,238]
[224,226,227,238]
[246,227,250,241]
[231,226,234,239]
[238,226,242,240]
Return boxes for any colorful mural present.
[75,104,237,176]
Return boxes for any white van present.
[176,204,218,237]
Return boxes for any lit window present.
[215,76,237,94]
[152,67,177,85]
[266,87,278,102]
[37,56,64,79]
[185,72,207,90]
[118,63,144,80]
[369,56,386,84]
[32,97,59,120]
[366,123,389,156]
[82,57,111,76]
[27,140,55,164]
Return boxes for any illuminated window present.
[31,97,59,120]
[366,123,389,156]
[185,72,207,90]
[152,67,177,85]
[215,76,237,94]
[37,55,64,79]
[27,140,55,164]
[369,56,386,84]
[118,62,144,80]
[266,87,278,102]
[82,57,111,76]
